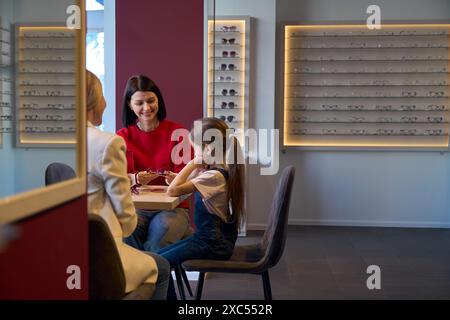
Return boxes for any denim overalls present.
[158,168,238,267]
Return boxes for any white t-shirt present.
[188,167,231,223]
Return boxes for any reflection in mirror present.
[0,0,80,198]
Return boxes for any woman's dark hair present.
[122,75,167,128]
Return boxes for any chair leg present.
[181,268,193,297]
[195,272,205,300]
[261,271,272,301]
[174,265,186,300]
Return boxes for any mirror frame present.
[0,0,86,224]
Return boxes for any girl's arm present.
[167,159,203,197]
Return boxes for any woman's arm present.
[167,159,202,197]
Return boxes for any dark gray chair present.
[45,162,76,185]
[182,166,295,300]
[88,214,155,300]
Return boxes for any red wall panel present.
[0,196,88,300]
[115,0,204,131]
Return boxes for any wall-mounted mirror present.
[0,0,86,224]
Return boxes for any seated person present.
[158,118,245,299]
[86,70,169,299]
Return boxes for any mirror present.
[0,0,85,223]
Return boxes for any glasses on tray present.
[146,169,169,177]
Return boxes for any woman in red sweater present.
[117,75,193,252]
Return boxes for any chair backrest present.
[45,162,76,186]
[259,165,295,269]
[88,214,126,300]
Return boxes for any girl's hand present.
[136,171,158,185]
[164,171,177,185]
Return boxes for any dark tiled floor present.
[181,226,450,300]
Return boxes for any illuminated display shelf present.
[207,17,251,150]
[283,24,450,151]
[15,25,81,147]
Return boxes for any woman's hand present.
[164,171,177,185]
[136,171,158,185]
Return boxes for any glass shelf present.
[211,69,243,72]
[287,109,449,112]
[22,36,75,39]
[210,95,243,98]
[20,95,76,98]
[287,59,450,62]
[210,82,243,85]
[210,31,244,34]
[18,47,75,50]
[287,33,449,38]
[286,71,449,74]
[19,59,75,62]
[20,130,76,134]
[208,107,244,110]
[288,96,450,99]
[19,71,76,74]
[209,56,243,60]
[287,85,449,87]
[289,46,450,50]
[19,83,76,86]
[19,107,76,111]
[19,119,75,122]
[209,43,243,47]
[288,121,448,124]
[288,133,447,137]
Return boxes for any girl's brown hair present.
[190,118,245,229]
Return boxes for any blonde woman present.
[86,70,169,299]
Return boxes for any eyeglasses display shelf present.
[207,17,251,147]
[0,21,12,146]
[284,24,450,150]
[16,25,79,147]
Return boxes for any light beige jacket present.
[87,122,157,293]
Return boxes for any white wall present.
[217,0,450,229]
[215,0,278,229]
[274,0,450,228]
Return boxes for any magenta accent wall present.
[115,0,204,130]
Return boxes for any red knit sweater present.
[117,120,192,209]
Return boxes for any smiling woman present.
[116,74,194,253]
